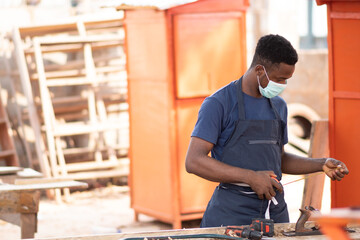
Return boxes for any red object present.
[124,0,249,228]
[316,0,360,207]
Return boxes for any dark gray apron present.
[201,77,289,227]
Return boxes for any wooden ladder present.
[31,33,127,181]
[11,16,129,200]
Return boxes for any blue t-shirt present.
[191,79,288,160]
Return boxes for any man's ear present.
[255,65,264,76]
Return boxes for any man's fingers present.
[339,165,349,175]
[265,192,273,201]
[257,194,264,200]
[271,178,283,193]
[335,170,345,178]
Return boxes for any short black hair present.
[250,34,298,70]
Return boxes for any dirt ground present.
[0,185,173,240]
[0,175,328,240]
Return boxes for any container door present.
[173,12,246,99]
[326,2,360,207]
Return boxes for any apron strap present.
[236,77,246,120]
[268,98,281,120]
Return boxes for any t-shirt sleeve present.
[191,97,224,145]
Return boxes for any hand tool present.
[282,205,355,237]
[225,225,262,240]
[283,205,321,236]
[251,218,274,237]
[225,218,274,240]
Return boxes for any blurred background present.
[0,0,337,238]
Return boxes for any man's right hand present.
[248,170,283,200]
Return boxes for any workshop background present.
[0,0,358,239]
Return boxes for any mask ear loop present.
[262,65,271,81]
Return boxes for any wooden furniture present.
[11,15,129,186]
[316,0,360,207]
[124,0,249,228]
[0,179,88,239]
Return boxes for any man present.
[185,34,349,227]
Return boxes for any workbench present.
[29,222,360,240]
[0,167,88,239]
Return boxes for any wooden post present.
[302,120,329,209]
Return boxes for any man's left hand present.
[322,158,349,181]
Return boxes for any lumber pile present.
[2,16,129,188]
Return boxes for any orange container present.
[124,0,249,228]
[317,0,360,207]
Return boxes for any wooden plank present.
[33,38,60,180]
[0,168,42,184]
[50,121,128,137]
[15,168,43,178]
[30,65,126,80]
[37,34,123,45]
[2,44,34,167]
[20,223,360,240]
[24,41,123,54]
[12,27,51,177]
[57,168,129,180]
[64,157,128,172]
[77,20,105,165]
[0,180,88,192]
[18,17,123,38]
[39,55,125,72]
[62,146,128,156]
[43,75,125,87]
[302,120,329,209]
[15,177,77,185]
[0,166,23,175]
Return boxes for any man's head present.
[250,34,298,71]
[249,34,298,98]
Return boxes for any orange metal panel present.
[173,12,246,98]
[318,0,360,207]
[176,99,218,214]
[332,19,360,92]
[128,80,174,217]
[125,10,174,218]
[332,99,360,207]
[124,10,168,82]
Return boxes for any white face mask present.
[257,66,287,98]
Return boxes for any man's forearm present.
[186,154,256,184]
[281,151,326,174]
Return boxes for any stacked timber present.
[4,16,129,189]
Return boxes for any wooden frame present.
[11,17,129,199]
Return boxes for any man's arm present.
[185,136,282,200]
[281,148,349,180]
